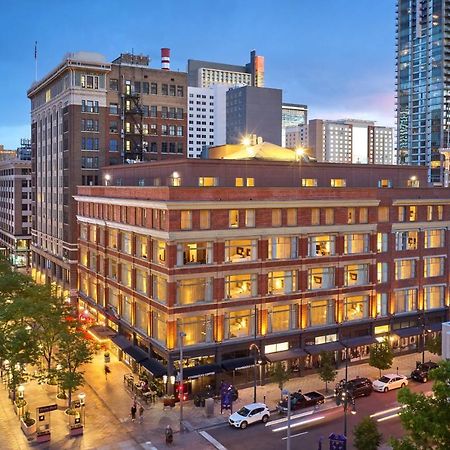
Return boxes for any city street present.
[206,380,433,450]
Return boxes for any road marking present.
[377,413,401,423]
[272,416,325,432]
[281,431,308,440]
[370,406,402,418]
[140,442,158,450]
[266,410,314,426]
[199,430,228,450]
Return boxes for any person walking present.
[131,403,137,422]
[165,425,173,444]
[138,404,144,424]
[104,364,111,380]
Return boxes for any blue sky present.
[0,0,396,148]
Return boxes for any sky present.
[0,0,396,149]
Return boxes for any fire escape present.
[121,80,145,163]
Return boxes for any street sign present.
[38,404,58,413]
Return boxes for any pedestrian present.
[131,403,137,422]
[138,404,144,424]
[104,364,111,380]
[165,425,173,444]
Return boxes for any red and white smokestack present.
[161,48,170,70]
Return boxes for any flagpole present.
[34,41,38,82]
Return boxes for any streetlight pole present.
[421,313,426,365]
[179,331,186,432]
[282,389,291,450]
[249,343,260,403]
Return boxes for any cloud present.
[0,124,30,149]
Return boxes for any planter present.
[20,418,36,437]
[69,425,84,436]
[163,397,175,408]
[36,431,51,443]
[13,400,27,416]
[56,394,68,409]
[104,353,110,363]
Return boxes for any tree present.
[391,360,450,450]
[55,328,93,408]
[369,339,393,377]
[270,362,291,398]
[353,416,382,450]
[318,351,337,393]
[425,333,442,356]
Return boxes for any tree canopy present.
[369,339,393,377]
[391,360,450,450]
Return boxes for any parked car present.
[277,390,325,414]
[411,361,439,383]
[228,403,270,429]
[334,377,373,399]
[372,374,408,392]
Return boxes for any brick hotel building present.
[75,146,450,390]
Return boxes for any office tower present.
[187,84,229,158]
[226,86,282,145]
[396,0,447,183]
[285,124,308,149]
[309,119,394,164]
[188,50,264,88]
[0,143,31,268]
[282,103,308,147]
[27,50,187,300]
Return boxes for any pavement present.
[0,349,440,450]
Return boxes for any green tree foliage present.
[318,351,337,393]
[369,339,393,377]
[56,328,93,407]
[391,360,450,450]
[270,362,291,398]
[425,333,442,356]
[353,417,382,450]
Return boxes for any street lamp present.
[18,384,25,400]
[78,392,86,427]
[335,346,356,438]
[104,174,111,186]
[249,343,261,403]
[163,375,168,395]
[281,389,291,450]
[178,331,186,431]
[420,313,432,365]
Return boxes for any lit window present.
[424,257,445,278]
[272,209,282,226]
[377,233,388,252]
[344,264,369,286]
[308,235,335,257]
[330,178,346,188]
[347,208,355,224]
[424,229,444,248]
[198,177,218,187]
[200,210,210,229]
[395,230,418,250]
[344,295,369,321]
[394,288,417,313]
[301,178,317,187]
[308,267,335,290]
[377,262,388,283]
[395,259,416,280]
[229,210,239,228]
[180,211,192,230]
[245,209,255,227]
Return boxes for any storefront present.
[340,335,377,363]
[265,348,306,375]
[391,326,421,354]
[182,363,222,396]
[221,356,257,387]
[304,340,343,369]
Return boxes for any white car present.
[372,374,408,392]
[228,403,270,429]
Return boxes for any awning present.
[111,334,132,351]
[183,364,222,380]
[304,341,344,355]
[392,327,422,338]
[427,322,442,332]
[123,345,149,363]
[88,325,117,342]
[265,348,307,363]
[222,356,255,371]
[140,358,167,378]
[341,336,377,348]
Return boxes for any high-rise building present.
[27,50,187,300]
[187,84,229,158]
[226,85,282,145]
[285,124,308,149]
[188,50,264,88]
[76,151,448,389]
[0,147,31,268]
[396,0,447,183]
[282,103,308,147]
[309,119,394,164]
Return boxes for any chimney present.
[161,48,170,70]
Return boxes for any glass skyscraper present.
[397,0,447,183]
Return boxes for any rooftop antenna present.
[34,41,38,81]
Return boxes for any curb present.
[199,430,228,450]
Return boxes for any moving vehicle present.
[228,403,270,429]
[372,374,408,392]
[411,361,438,383]
[277,390,325,414]
[334,377,373,398]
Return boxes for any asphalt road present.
[206,381,432,450]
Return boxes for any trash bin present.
[205,397,214,418]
